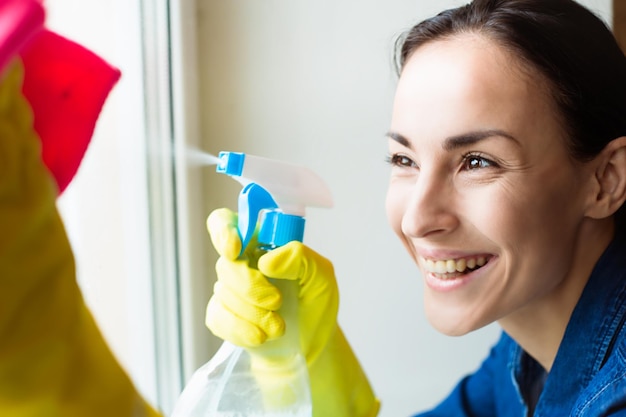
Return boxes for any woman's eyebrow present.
[442,129,520,150]
[386,131,412,149]
[386,129,520,151]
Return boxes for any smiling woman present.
[387,34,601,341]
[385,0,626,415]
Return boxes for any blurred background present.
[47,0,612,416]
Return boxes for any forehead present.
[392,34,562,146]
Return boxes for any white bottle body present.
[171,281,312,417]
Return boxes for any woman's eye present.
[386,153,417,168]
[462,154,496,170]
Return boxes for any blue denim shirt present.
[414,225,626,417]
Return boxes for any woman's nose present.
[400,172,459,239]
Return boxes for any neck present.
[498,217,615,371]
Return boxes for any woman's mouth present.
[420,255,493,279]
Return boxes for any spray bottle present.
[171,151,333,417]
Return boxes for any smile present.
[420,255,493,279]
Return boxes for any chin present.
[425,308,488,337]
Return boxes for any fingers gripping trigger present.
[207,257,285,347]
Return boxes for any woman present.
[207,0,626,416]
[385,0,626,415]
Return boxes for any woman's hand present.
[206,207,380,417]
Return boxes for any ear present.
[585,136,626,219]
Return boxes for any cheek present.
[473,175,582,262]
[508,171,582,233]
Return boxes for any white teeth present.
[421,256,489,276]
[425,259,435,271]
[455,258,466,272]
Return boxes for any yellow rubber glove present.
[0,61,161,417]
[206,208,380,417]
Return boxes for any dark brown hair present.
[396,0,626,222]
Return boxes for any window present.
[49,0,215,414]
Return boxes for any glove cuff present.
[308,326,380,417]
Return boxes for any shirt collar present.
[537,223,626,411]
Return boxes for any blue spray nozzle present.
[216,151,245,176]
[215,150,332,257]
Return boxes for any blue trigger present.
[237,183,278,256]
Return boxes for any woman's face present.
[386,35,595,335]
